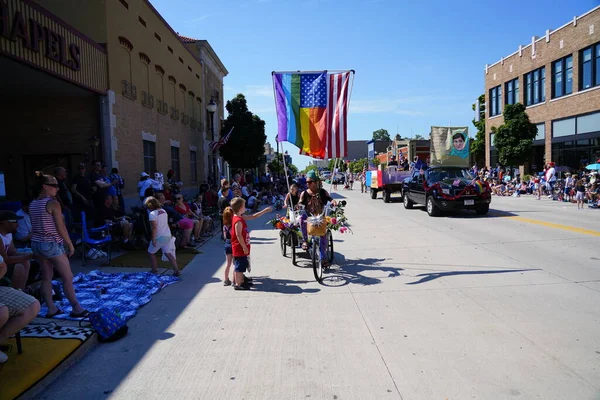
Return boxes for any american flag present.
[326,72,351,159]
[209,127,234,152]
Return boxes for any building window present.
[190,150,197,182]
[535,123,545,141]
[576,112,600,134]
[143,140,156,174]
[524,67,545,106]
[552,118,576,137]
[505,78,519,105]
[489,85,502,117]
[552,55,573,98]
[171,146,180,180]
[580,43,600,90]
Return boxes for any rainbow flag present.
[273,71,351,159]
[473,180,484,194]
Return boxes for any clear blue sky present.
[152,0,598,169]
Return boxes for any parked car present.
[402,166,491,216]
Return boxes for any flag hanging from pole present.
[209,127,234,152]
[273,71,351,159]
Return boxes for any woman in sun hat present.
[298,170,336,267]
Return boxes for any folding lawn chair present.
[81,212,112,266]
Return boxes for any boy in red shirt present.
[229,198,271,290]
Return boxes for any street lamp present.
[206,99,217,181]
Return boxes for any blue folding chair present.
[81,212,112,266]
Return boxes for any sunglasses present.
[307,181,316,184]
[44,183,59,188]
[176,197,183,200]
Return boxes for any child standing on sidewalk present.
[230,198,272,290]
[222,206,234,286]
[575,179,586,209]
[145,196,181,276]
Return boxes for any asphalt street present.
[38,190,600,400]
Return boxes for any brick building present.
[484,6,600,172]
[0,0,227,205]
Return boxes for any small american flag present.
[209,127,234,152]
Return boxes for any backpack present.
[88,308,129,342]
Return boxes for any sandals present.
[70,310,89,318]
[173,269,182,277]
[45,308,63,319]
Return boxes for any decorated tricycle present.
[268,201,350,282]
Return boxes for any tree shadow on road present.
[320,255,403,287]
[405,268,539,285]
[250,276,320,294]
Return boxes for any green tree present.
[372,129,390,141]
[491,103,537,166]
[219,94,267,168]
[471,94,486,163]
[414,134,425,140]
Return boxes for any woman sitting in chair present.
[298,170,336,268]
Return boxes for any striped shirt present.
[30,197,63,243]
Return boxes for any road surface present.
[39,191,600,400]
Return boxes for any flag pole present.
[272,69,355,75]
[279,141,294,213]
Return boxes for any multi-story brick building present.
[0,0,227,205]
[484,6,600,172]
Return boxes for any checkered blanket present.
[38,270,179,321]
[20,324,95,341]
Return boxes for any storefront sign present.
[0,0,107,93]
[1,1,80,70]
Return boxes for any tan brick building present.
[484,6,600,172]
[0,0,227,206]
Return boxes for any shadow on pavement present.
[443,209,542,219]
[321,255,402,287]
[405,268,539,285]
[250,276,320,294]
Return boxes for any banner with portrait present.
[430,126,469,166]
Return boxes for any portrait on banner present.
[430,126,470,167]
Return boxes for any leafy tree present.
[394,134,402,141]
[491,103,537,167]
[414,134,425,140]
[372,129,390,141]
[219,94,267,168]
[471,94,486,163]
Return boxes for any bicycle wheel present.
[312,239,323,282]
[280,231,287,257]
[326,230,334,263]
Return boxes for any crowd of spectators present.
[473,162,600,208]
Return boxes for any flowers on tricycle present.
[326,203,352,234]
[267,215,299,231]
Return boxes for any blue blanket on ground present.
[38,270,179,321]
